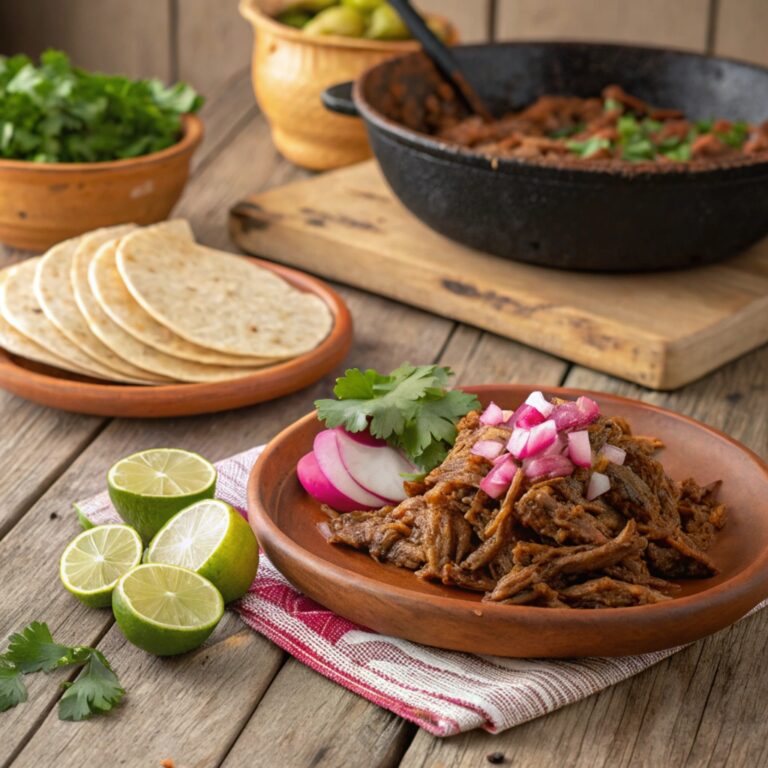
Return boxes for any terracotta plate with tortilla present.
[0,259,352,418]
[247,385,768,658]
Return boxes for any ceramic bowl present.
[0,114,203,252]
[239,0,456,170]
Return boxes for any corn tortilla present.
[116,227,333,357]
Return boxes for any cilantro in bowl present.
[0,50,203,163]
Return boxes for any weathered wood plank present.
[219,328,567,768]
[399,346,767,767]
[0,0,172,80]
[495,0,710,51]
[713,0,768,66]
[177,0,254,96]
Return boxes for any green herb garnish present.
[604,98,623,113]
[0,621,124,720]
[315,364,479,471]
[566,136,611,158]
[718,121,749,149]
[0,50,202,163]
[548,122,585,139]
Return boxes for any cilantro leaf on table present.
[0,659,27,713]
[3,621,89,673]
[315,364,480,471]
[0,622,124,720]
[59,651,124,722]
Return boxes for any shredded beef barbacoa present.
[325,409,726,608]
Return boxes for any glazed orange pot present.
[0,114,203,252]
[239,0,456,170]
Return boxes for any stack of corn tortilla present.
[0,220,333,384]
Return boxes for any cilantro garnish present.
[0,50,202,163]
[0,621,124,720]
[315,364,479,471]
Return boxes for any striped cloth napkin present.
[77,445,766,737]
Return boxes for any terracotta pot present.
[239,0,457,170]
[0,115,203,252]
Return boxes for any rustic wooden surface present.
[0,71,766,768]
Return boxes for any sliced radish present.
[480,402,504,426]
[587,471,611,500]
[313,430,390,509]
[344,429,387,447]
[568,430,592,467]
[297,452,362,512]
[525,390,555,418]
[523,453,574,480]
[480,456,517,499]
[600,444,626,465]
[334,428,414,503]
[471,440,504,460]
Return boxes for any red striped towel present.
[76,445,766,737]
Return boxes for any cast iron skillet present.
[322,42,768,271]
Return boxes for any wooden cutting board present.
[229,160,768,390]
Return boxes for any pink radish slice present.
[568,430,592,467]
[313,430,390,508]
[480,402,504,426]
[297,452,362,512]
[343,429,387,447]
[334,428,414,503]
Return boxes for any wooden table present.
[1,72,766,768]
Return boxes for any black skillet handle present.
[321,82,359,117]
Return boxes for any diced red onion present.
[525,390,555,418]
[471,440,504,460]
[501,409,514,424]
[600,444,626,465]
[507,427,530,459]
[551,396,600,431]
[480,401,504,426]
[523,419,557,457]
[543,433,567,456]
[479,457,518,499]
[492,452,511,466]
[587,471,611,500]
[567,430,592,467]
[523,453,574,480]
[515,403,546,429]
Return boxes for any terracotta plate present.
[247,385,768,658]
[0,258,352,418]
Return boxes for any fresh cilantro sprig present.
[0,49,202,163]
[0,621,124,720]
[315,364,479,471]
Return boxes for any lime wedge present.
[107,449,217,543]
[146,499,258,603]
[112,563,224,656]
[60,524,143,608]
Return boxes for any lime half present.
[60,524,143,608]
[112,563,224,656]
[146,499,258,603]
[107,449,217,543]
